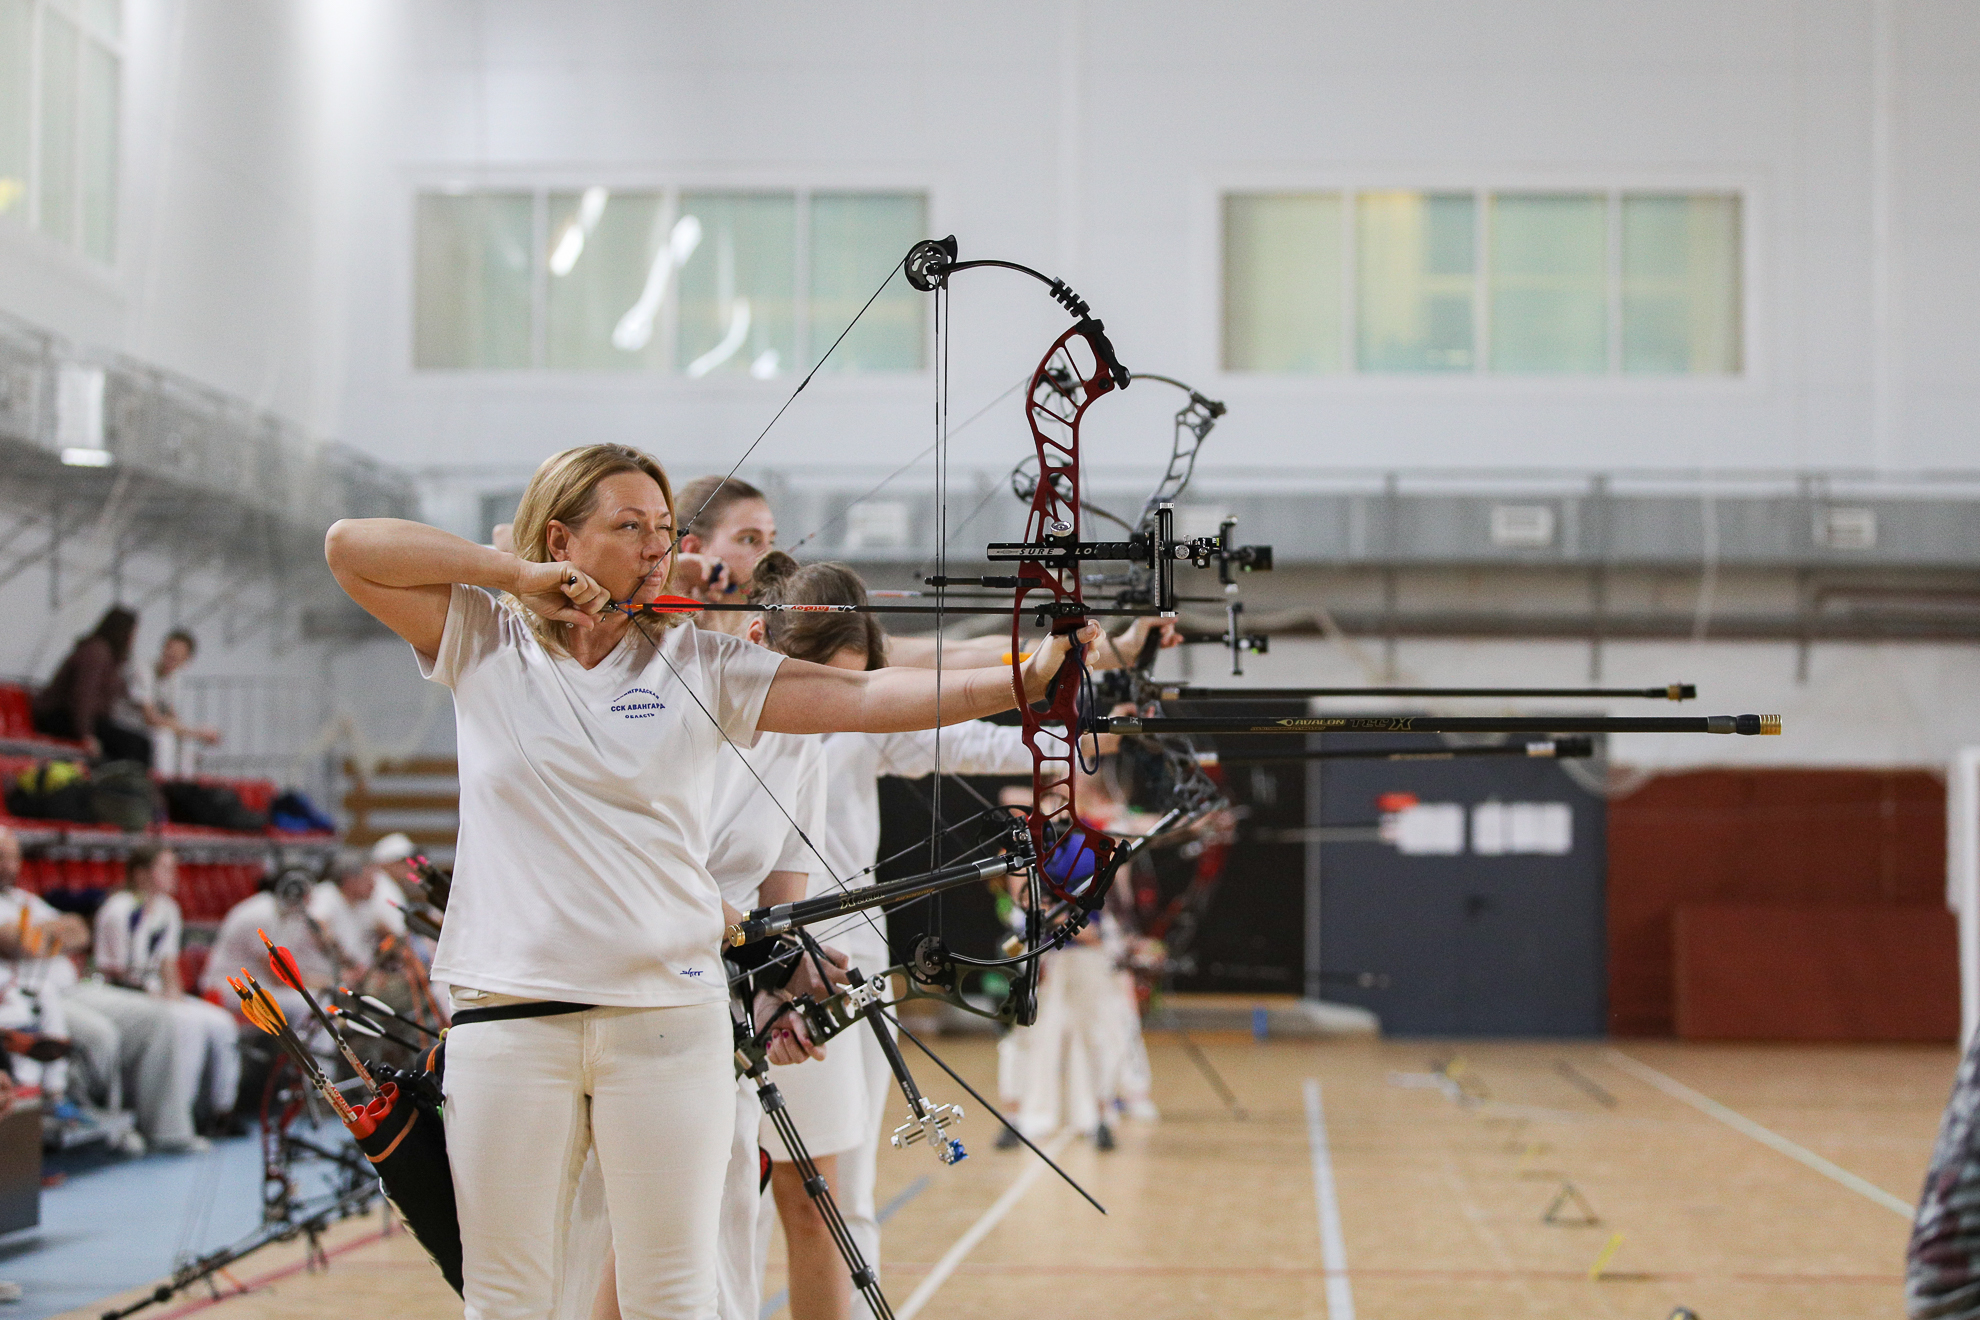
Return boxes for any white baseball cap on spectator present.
[369,832,417,866]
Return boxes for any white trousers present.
[171,996,241,1118]
[64,982,204,1146]
[1111,971,1152,1105]
[554,1079,760,1320]
[1018,946,1123,1137]
[442,998,734,1320]
[716,1080,764,1320]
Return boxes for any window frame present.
[1203,170,1759,393]
[4,0,122,266]
[401,172,937,386]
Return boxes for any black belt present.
[449,1001,591,1028]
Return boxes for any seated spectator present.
[129,631,221,778]
[311,850,407,972]
[202,866,348,1025]
[32,607,150,765]
[0,826,134,1149]
[89,844,239,1140]
[56,856,214,1153]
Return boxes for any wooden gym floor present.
[70,1034,1953,1320]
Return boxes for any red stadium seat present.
[0,687,33,739]
[179,944,209,992]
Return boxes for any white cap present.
[369,832,417,865]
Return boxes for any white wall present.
[334,0,1980,499]
[0,0,398,437]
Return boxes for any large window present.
[1223,188,1742,376]
[0,0,119,263]
[415,187,927,375]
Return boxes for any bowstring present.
[622,244,943,965]
[929,273,955,932]
[626,610,892,961]
[671,254,909,547]
[621,246,1088,1001]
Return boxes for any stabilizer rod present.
[1107,714,1781,737]
[726,855,1022,947]
[1157,683,1696,702]
[1205,736,1596,764]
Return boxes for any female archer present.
[324,443,1095,1320]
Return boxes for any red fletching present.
[640,596,707,614]
[264,942,306,993]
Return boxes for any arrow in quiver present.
[347,1064,463,1296]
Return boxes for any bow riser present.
[1010,322,1122,913]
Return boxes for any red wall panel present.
[1607,769,1945,1037]
[1673,904,1957,1041]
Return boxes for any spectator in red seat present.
[0,825,135,1148]
[31,607,149,765]
[129,631,221,778]
[88,844,239,1143]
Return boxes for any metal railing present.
[0,310,414,528]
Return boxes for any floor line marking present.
[1303,1078,1356,1320]
[894,1130,1076,1320]
[1602,1048,1913,1219]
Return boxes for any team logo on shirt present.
[677,967,704,978]
[610,687,667,719]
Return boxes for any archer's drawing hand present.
[1020,622,1103,704]
[755,989,824,1065]
[1089,617,1182,672]
[515,560,610,629]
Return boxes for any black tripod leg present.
[756,1076,895,1320]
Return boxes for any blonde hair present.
[506,444,676,652]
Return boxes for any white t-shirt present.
[812,723,1034,965]
[419,585,785,1008]
[707,731,825,910]
[93,890,182,993]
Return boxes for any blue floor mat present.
[0,1124,373,1320]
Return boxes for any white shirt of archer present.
[707,731,826,911]
[810,721,1036,967]
[93,889,182,994]
[418,584,784,1008]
